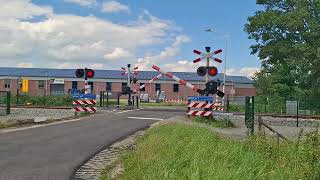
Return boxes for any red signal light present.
[86,69,95,78]
[208,67,218,77]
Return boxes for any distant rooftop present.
[0,67,253,84]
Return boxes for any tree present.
[245,0,320,102]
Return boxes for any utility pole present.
[127,64,131,87]
[222,39,228,94]
[127,64,132,106]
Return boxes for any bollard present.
[106,91,109,108]
[136,96,139,109]
[6,91,10,115]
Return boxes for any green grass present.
[193,116,235,128]
[0,122,8,129]
[102,124,320,180]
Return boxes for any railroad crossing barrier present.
[73,99,97,114]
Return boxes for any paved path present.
[0,109,181,180]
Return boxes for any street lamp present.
[204,28,229,95]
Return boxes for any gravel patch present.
[0,108,75,124]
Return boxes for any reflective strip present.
[187,102,223,108]
[73,107,97,112]
[186,110,212,117]
[73,100,96,105]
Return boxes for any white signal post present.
[205,28,229,102]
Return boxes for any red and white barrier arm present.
[152,65,199,93]
[135,73,164,92]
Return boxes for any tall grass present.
[114,124,320,180]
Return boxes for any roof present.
[0,67,253,84]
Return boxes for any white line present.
[115,110,137,114]
[128,117,164,121]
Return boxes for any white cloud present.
[101,1,129,13]
[227,67,260,77]
[104,48,133,60]
[64,0,97,6]
[0,0,52,20]
[18,62,33,68]
[0,0,176,68]
[136,35,191,70]
[89,63,104,69]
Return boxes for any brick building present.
[0,67,256,100]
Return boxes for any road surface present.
[0,109,181,180]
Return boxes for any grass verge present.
[103,124,320,179]
[193,116,235,128]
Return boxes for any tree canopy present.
[245,0,320,103]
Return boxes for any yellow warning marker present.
[22,79,29,93]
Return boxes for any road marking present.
[128,117,164,121]
[0,117,84,134]
[115,109,138,114]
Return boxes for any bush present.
[11,95,73,106]
[228,104,245,112]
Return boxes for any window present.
[38,80,45,89]
[88,82,94,91]
[140,83,145,92]
[106,82,112,91]
[72,81,78,89]
[4,79,11,89]
[155,83,161,92]
[122,83,127,92]
[173,84,179,92]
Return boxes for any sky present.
[0,0,261,77]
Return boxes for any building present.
[0,67,256,100]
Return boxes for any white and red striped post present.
[135,73,164,92]
[152,65,200,93]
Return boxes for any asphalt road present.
[0,109,181,180]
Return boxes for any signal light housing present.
[197,66,207,77]
[85,69,95,78]
[75,68,95,79]
[75,69,84,78]
[208,66,218,76]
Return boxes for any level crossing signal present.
[197,66,218,77]
[75,68,95,79]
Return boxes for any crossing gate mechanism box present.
[73,99,97,113]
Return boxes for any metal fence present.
[0,91,10,115]
[226,95,320,115]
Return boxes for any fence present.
[0,91,10,115]
[225,95,320,115]
[98,91,139,109]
